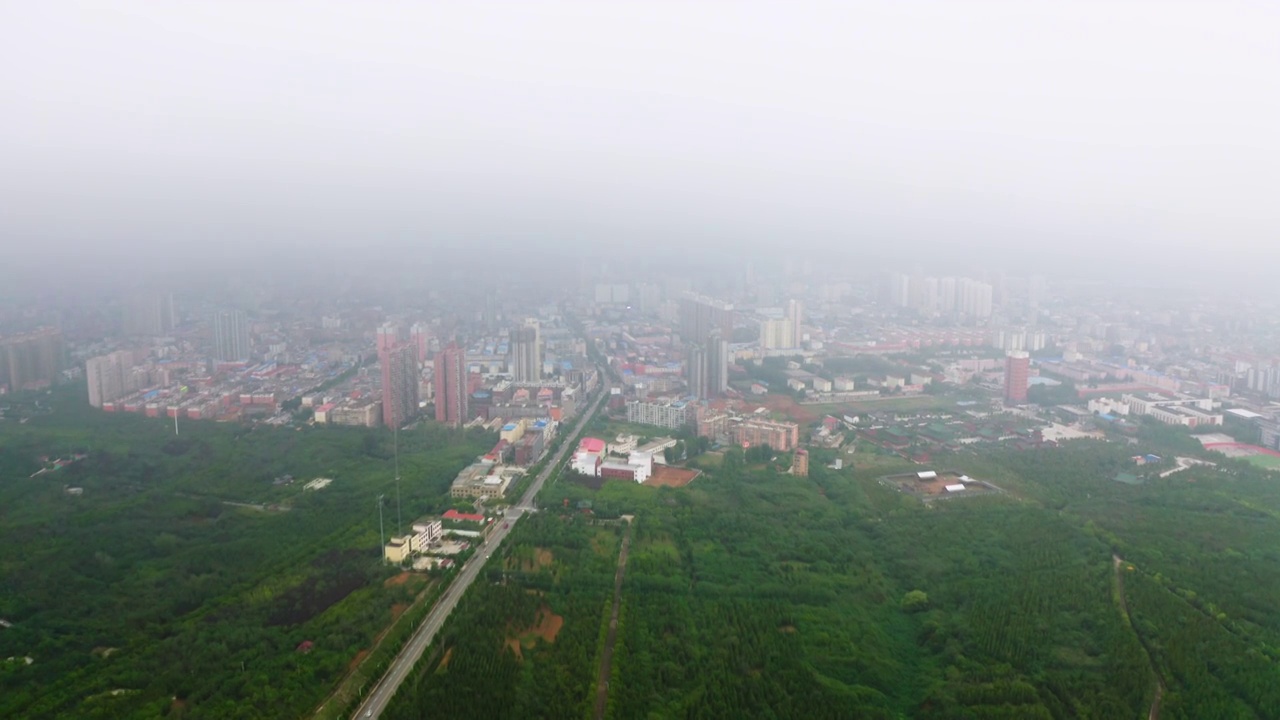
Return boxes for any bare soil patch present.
[749,394,820,424]
[438,647,454,670]
[384,572,411,587]
[505,604,565,661]
[531,606,564,643]
[646,465,701,488]
[390,603,409,621]
[533,548,554,569]
[347,650,368,672]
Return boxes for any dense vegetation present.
[388,422,1280,718]
[0,386,493,719]
[10,382,1280,718]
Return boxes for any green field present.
[1244,453,1280,470]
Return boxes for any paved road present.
[351,381,607,719]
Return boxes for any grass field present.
[1245,454,1280,470]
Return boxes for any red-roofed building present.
[443,509,485,523]
[578,437,607,454]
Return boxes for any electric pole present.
[377,494,385,564]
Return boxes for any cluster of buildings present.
[77,300,599,434]
[1122,393,1223,428]
[569,437,658,483]
[0,328,65,394]
[447,417,560,499]
[382,514,479,567]
[885,273,996,319]
[82,307,365,422]
[695,411,802,451]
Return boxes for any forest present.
[386,422,1280,719]
[0,386,494,719]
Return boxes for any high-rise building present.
[1004,351,1030,404]
[0,328,65,393]
[409,322,432,364]
[958,279,994,318]
[123,294,176,336]
[509,325,541,382]
[679,293,734,347]
[681,293,733,399]
[380,342,419,428]
[759,318,793,349]
[887,273,911,306]
[212,310,251,362]
[685,344,708,400]
[786,299,803,348]
[708,330,729,397]
[86,350,135,408]
[434,343,469,426]
[376,323,401,354]
[686,330,729,400]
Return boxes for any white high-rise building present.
[213,310,251,361]
[759,318,794,349]
[86,350,135,408]
[786,299,803,347]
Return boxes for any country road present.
[1113,555,1164,720]
[592,519,633,720]
[349,380,607,719]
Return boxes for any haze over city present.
[3,1,1278,285]
[5,4,1280,720]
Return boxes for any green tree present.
[901,590,930,613]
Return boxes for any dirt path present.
[592,520,634,720]
[1113,555,1164,720]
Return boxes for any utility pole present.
[377,494,385,564]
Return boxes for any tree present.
[901,590,930,613]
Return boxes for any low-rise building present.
[449,461,519,499]
[384,536,413,563]
[609,434,638,454]
[600,459,651,483]
[412,519,443,549]
[571,452,602,476]
[1123,393,1222,428]
[791,448,809,477]
[730,417,801,451]
[626,399,692,430]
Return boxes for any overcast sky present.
[2,1,1277,278]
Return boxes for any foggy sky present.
[2,2,1277,279]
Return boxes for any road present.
[351,381,607,719]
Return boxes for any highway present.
[351,381,608,719]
